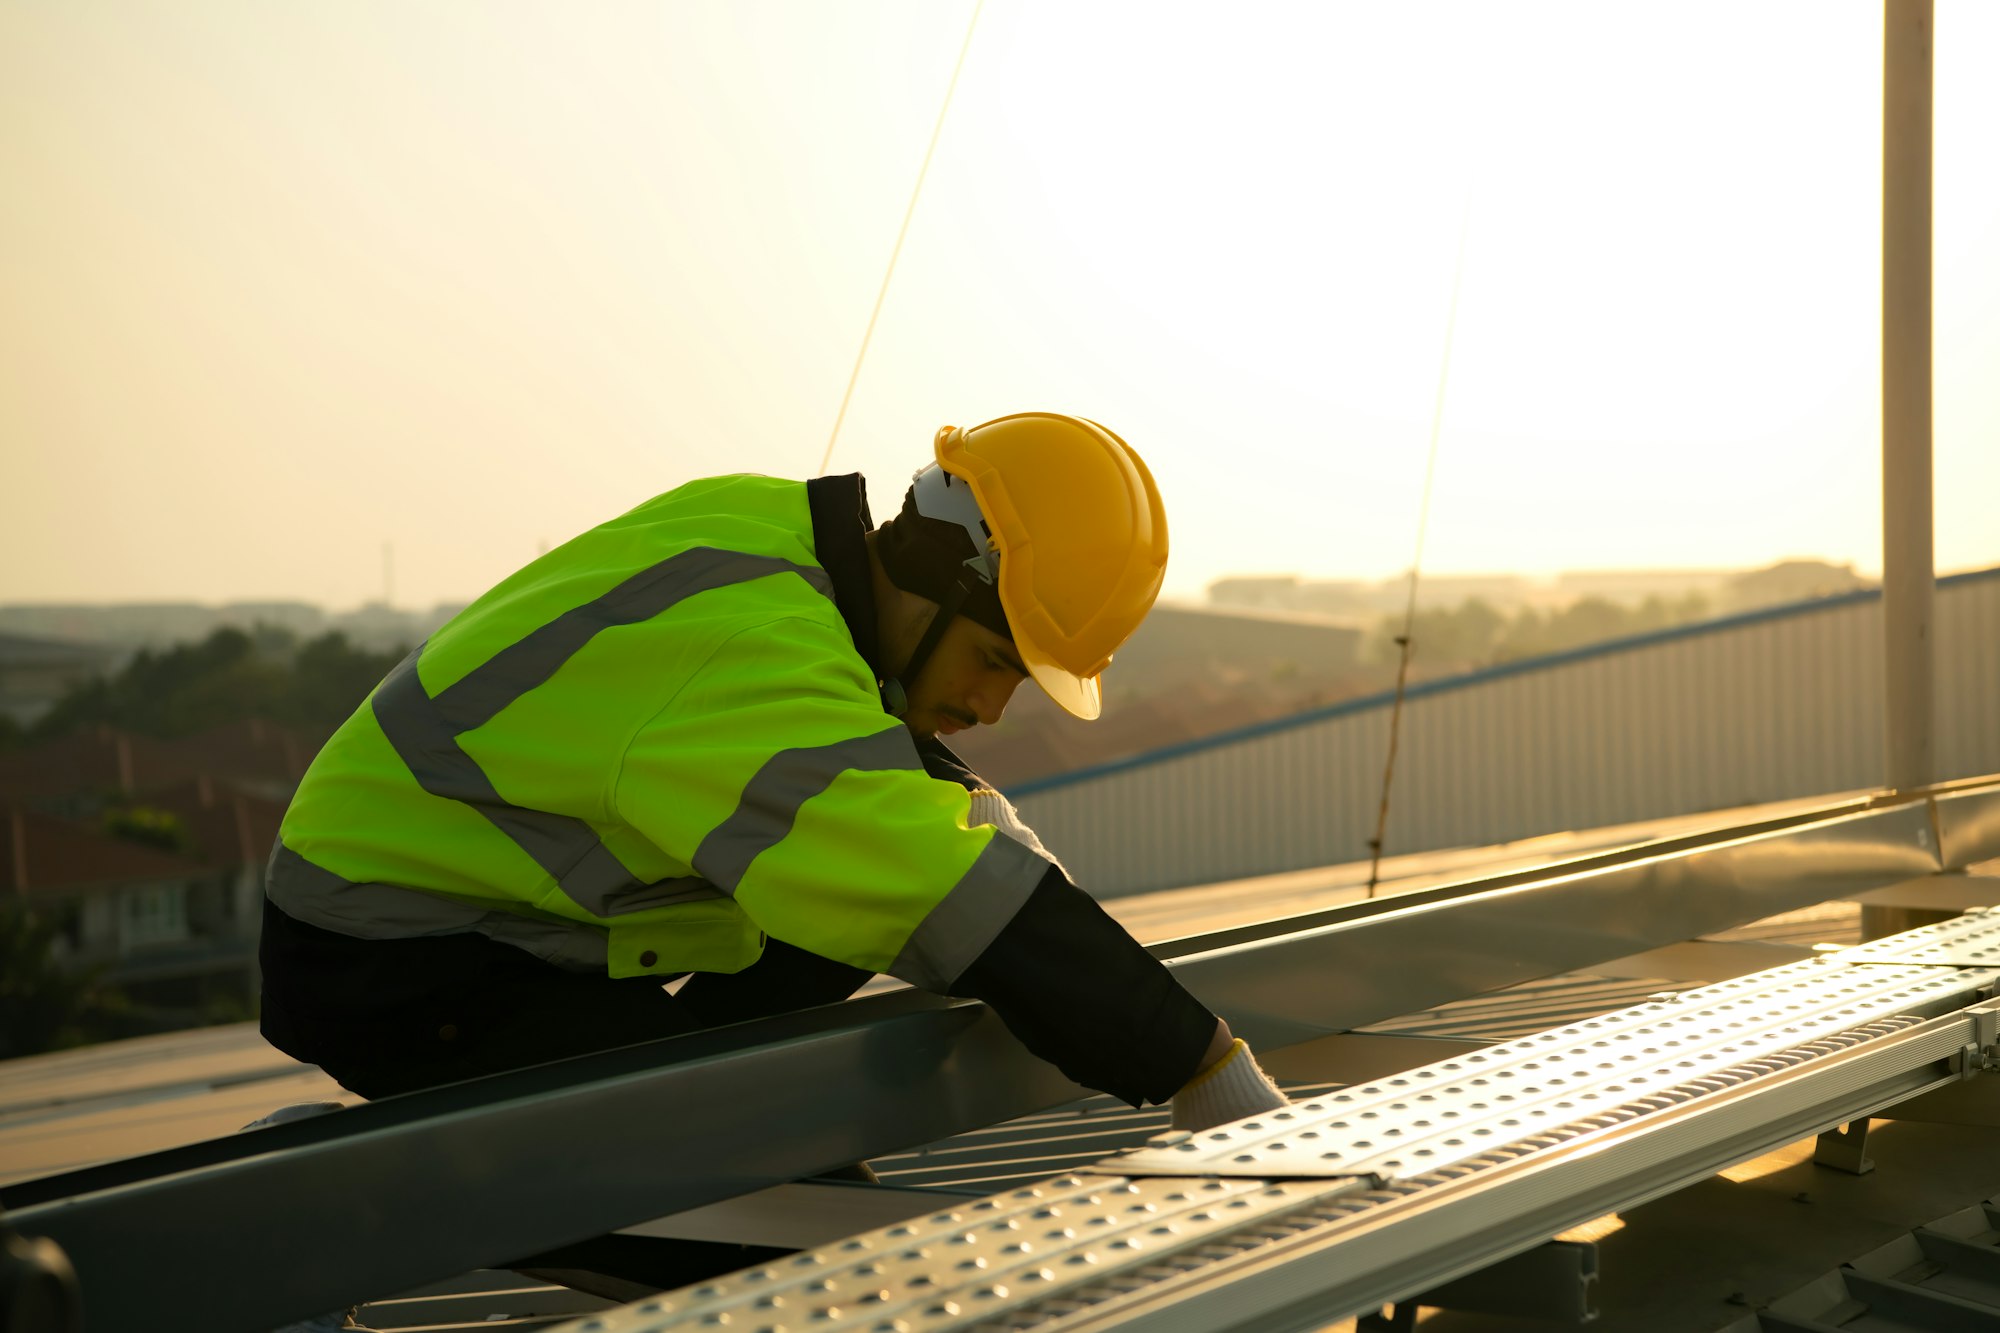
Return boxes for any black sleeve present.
[948,864,1217,1108]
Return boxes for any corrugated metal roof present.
[6,838,1995,1331]
[1014,566,2000,799]
[1011,572,2000,896]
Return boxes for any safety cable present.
[1366,203,1471,896]
[816,0,985,477]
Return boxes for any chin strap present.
[882,580,970,718]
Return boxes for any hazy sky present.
[4,1,1996,611]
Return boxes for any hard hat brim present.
[935,413,1165,726]
[1027,657,1102,721]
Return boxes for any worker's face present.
[898,614,1029,740]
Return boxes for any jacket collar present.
[806,473,886,687]
[810,472,982,780]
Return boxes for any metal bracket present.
[1356,1303,1418,1332]
[1359,1239,1599,1327]
[0,1211,81,1333]
[1844,1001,2000,1126]
[1973,1004,2000,1055]
[1944,1001,2000,1077]
[1814,1121,1875,1176]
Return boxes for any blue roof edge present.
[1009,564,2000,798]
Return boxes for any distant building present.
[0,727,198,812]
[1014,565,2000,897]
[0,631,117,726]
[2,780,283,1022]
[952,601,1367,787]
[1111,602,1364,693]
[1407,574,1534,610]
[322,600,463,652]
[0,598,461,655]
[0,602,251,650]
[1209,560,1873,624]
[220,601,326,636]
[1209,574,1384,617]
[1721,559,1869,613]
[1210,572,1540,617]
[1290,580,1379,617]
[1555,568,1734,604]
[168,717,325,801]
[0,721,316,1025]
[1205,575,1305,610]
[0,721,324,812]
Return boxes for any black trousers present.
[259,897,873,1099]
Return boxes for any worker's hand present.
[1168,1038,1289,1131]
[967,787,1065,871]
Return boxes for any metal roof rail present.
[565,914,2000,1333]
[5,781,1997,1331]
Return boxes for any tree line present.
[1363,593,1713,675]
[1,625,407,751]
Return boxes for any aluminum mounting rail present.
[566,912,2000,1333]
[6,782,1998,1333]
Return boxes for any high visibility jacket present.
[269,473,1050,993]
[270,473,1218,1105]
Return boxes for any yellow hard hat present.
[935,413,1168,720]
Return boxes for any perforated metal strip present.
[555,1174,1367,1333]
[1831,906,2000,967]
[554,1011,1967,1333]
[1120,959,1991,1180]
[986,1019,1936,1333]
[556,940,2000,1333]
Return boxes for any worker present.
[257,412,1287,1132]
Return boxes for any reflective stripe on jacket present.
[270,474,1051,989]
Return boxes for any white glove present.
[1170,1038,1289,1131]
[967,788,1065,873]
[240,1100,345,1131]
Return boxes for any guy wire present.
[817,0,985,477]
[1367,202,1471,896]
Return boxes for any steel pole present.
[1882,0,1934,792]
